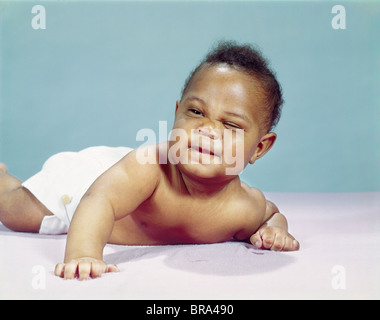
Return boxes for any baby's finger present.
[90,262,119,278]
[54,263,65,278]
[261,230,276,250]
[282,236,300,251]
[272,234,286,251]
[64,262,79,280]
[292,239,300,251]
[249,233,263,249]
[78,261,92,280]
[88,261,106,278]
[280,236,292,251]
[106,264,120,274]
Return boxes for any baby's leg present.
[0,164,53,233]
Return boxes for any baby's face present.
[170,64,271,180]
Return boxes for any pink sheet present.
[1,192,379,299]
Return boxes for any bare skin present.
[0,65,299,281]
[0,164,53,233]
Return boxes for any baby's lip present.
[189,145,222,158]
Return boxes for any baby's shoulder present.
[118,145,162,181]
[239,181,266,209]
[231,182,267,240]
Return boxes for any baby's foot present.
[0,163,7,174]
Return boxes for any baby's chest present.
[141,193,246,243]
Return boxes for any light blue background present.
[1,0,379,192]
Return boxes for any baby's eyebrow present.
[184,96,207,106]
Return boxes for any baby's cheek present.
[223,130,244,157]
[223,130,245,175]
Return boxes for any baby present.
[0,41,299,280]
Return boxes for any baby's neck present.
[171,165,240,198]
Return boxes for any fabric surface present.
[0,192,379,300]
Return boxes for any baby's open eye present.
[190,109,204,117]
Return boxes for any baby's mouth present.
[189,145,222,158]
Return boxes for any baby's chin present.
[168,146,244,180]
[176,160,237,184]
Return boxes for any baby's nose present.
[197,126,221,140]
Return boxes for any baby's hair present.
[181,40,284,132]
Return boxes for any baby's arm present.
[55,148,160,280]
[250,200,300,251]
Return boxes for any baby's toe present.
[0,163,7,174]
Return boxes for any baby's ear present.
[249,132,277,164]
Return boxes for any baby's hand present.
[250,226,300,252]
[54,257,120,280]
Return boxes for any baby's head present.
[181,41,283,133]
[170,41,284,179]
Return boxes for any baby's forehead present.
[192,64,264,93]
[189,65,265,106]
[196,63,252,79]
